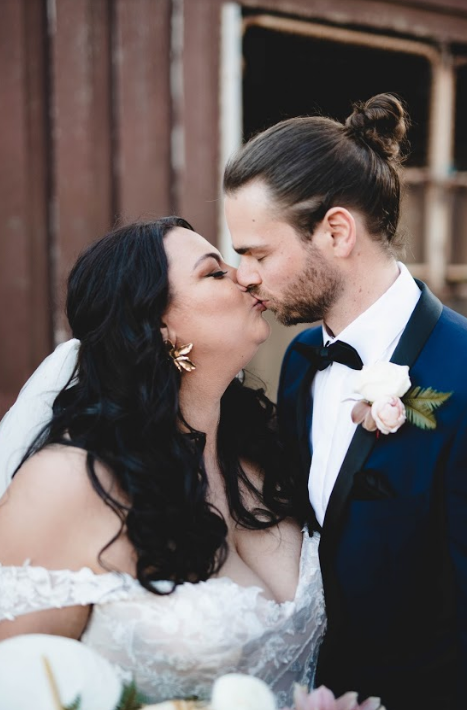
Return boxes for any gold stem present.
[42,655,64,710]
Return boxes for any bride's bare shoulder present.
[0,446,127,571]
[4,445,117,508]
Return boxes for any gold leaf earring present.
[165,339,196,373]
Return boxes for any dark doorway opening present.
[243,23,431,167]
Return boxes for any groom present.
[223,95,466,710]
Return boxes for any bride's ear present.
[160,321,176,345]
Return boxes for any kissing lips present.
[252,296,267,312]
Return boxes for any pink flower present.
[351,396,406,435]
[371,396,406,435]
[351,401,377,432]
[293,685,341,710]
[284,685,384,710]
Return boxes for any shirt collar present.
[321,262,421,365]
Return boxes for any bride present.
[0,217,326,708]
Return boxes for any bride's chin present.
[243,329,271,363]
[257,319,271,343]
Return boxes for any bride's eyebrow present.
[192,253,222,270]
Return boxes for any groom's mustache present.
[246,286,263,298]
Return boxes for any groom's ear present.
[322,207,356,258]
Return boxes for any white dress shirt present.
[308,263,421,526]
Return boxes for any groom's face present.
[224,181,342,325]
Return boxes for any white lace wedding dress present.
[0,530,325,708]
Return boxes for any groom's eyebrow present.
[234,245,265,255]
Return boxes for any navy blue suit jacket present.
[277,281,467,710]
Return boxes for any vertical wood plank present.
[25,0,53,362]
[425,52,455,293]
[113,0,172,221]
[0,0,51,415]
[180,0,222,244]
[52,0,113,341]
[219,1,243,264]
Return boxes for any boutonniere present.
[350,362,452,435]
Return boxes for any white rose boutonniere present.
[355,362,411,401]
[351,362,452,435]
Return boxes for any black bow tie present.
[293,340,363,371]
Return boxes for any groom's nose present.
[236,258,262,289]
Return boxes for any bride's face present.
[162,228,270,372]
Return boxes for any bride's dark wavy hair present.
[27,218,304,593]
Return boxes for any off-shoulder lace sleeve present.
[0,563,142,621]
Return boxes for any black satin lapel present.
[321,427,376,536]
[296,364,318,472]
[390,280,442,366]
[322,280,442,538]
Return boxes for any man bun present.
[345,93,409,162]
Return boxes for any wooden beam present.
[238,0,467,44]
[243,13,440,62]
[425,52,456,292]
[179,0,222,245]
[387,0,467,15]
[0,0,51,415]
[52,0,114,341]
[113,0,172,222]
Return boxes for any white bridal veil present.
[0,339,80,497]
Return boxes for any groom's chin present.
[276,311,320,327]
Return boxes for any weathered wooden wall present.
[0,0,216,414]
[1,0,467,413]
[0,0,51,414]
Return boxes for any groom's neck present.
[324,254,400,336]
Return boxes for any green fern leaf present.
[403,387,452,412]
[405,403,437,430]
[63,696,81,710]
[116,680,147,710]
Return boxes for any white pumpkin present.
[0,634,123,710]
[210,673,277,710]
[142,703,205,709]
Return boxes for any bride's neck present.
[178,373,225,444]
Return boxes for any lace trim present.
[0,562,143,621]
[0,530,318,622]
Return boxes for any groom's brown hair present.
[224,93,409,250]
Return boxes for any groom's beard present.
[259,246,343,326]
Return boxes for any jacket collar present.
[320,279,442,537]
